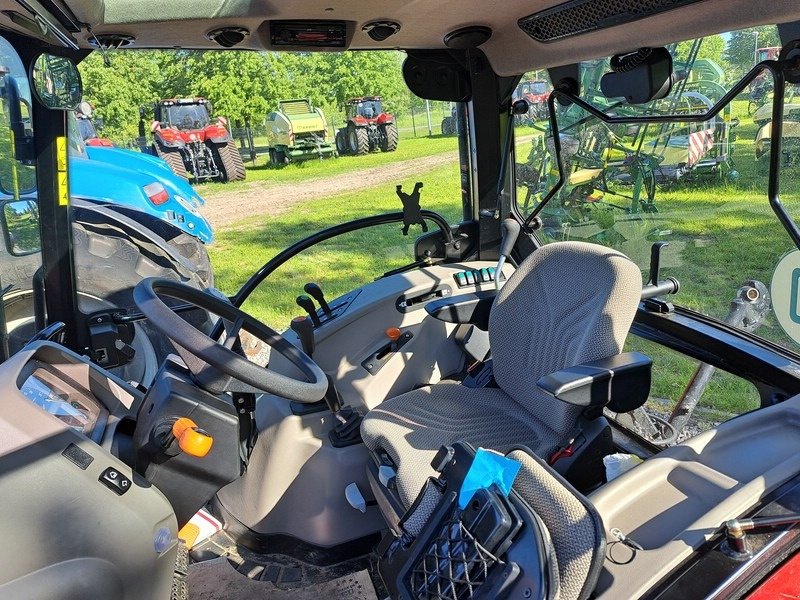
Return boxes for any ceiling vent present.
[87,33,135,49]
[519,0,703,43]
[206,26,249,47]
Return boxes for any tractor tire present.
[213,140,246,183]
[153,143,189,180]
[71,221,212,381]
[380,122,399,152]
[348,123,369,155]
[441,116,456,136]
[335,129,349,155]
[165,232,213,289]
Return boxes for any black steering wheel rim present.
[133,278,328,403]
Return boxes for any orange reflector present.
[172,417,213,458]
[385,327,401,341]
[178,522,201,549]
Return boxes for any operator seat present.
[361,241,642,517]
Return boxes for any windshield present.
[356,100,382,118]
[66,113,88,159]
[166,104,210,129]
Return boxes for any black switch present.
[99,466,132,496]
[62,443,93,470]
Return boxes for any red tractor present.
[140,97,245,183]
[335,96,398,155]
[513,79,551,122]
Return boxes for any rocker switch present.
[99,467,131,496]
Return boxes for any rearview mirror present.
[30,54,82,110]
[2,200,40,255]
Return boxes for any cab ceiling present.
[7,0,800,75]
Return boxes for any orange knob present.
[172,417,213,458]
[385,327,402,341]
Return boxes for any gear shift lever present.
[290,316,315,357]
[495,218,520,291]
[296,294,321,327]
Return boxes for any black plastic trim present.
[425,290,496,331]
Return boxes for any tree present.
[724,26,780,78]
[78,51,163,141]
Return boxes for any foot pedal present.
[345,482,367,513]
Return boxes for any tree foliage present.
[724,26,780,77]
[79,49,408,141]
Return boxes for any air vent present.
[519,0,703,43]
[87,33,135,49]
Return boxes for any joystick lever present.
[296,294,321,327]
[304,282,332,316]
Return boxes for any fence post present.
[411,107,417,137]
[425,99,432,136]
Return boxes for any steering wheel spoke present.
[133,278,328,403]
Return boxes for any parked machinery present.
[140,97,245,183]
[335,96,398,155]
[265,98,336,163]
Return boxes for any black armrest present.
[536,352,652,413]
[424,290,496,331]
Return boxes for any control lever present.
[647,241,669,286]
[295,294,321,327]
[304,282,332,316]
[290,315,315,357]
[495,218,521,291]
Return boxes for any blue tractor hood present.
[70,146,214,244]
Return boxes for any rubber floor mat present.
[189,557,379,600]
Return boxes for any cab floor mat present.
[188,557,379,600]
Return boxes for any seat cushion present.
[361,383,563,507]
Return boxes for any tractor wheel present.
[379,123,399,152]
[165,232,213,289]
[348,123,369,155]
[275,149,289,164]
[153,143,189,180]
[335,129,349,155]
[441,116,455,136]
[72,221,212,374]
[213,140,246,183]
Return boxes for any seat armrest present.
[424,290,496,331]
[536,352,652,413]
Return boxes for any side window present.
[0,36,42,356]
[512,28,790,439]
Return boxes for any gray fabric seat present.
[362,241,642,509]
[508,447,606,600]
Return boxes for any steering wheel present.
[133,278,328,403]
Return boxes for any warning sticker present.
[56,136,68,206]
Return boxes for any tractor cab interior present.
[4,1,800,599]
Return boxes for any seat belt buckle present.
[548,438,576,465]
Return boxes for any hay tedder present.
[517,41,737,234]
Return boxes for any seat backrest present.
[489,241,641,442]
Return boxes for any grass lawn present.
[208,159,464,325]
[208,96,800,426]
[196,135,458,195]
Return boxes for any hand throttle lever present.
[304,282,332,316]
[495,218,520,290]
[296,294,321,327]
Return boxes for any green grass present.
[208,159,464,325]
[196,135,458,195]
